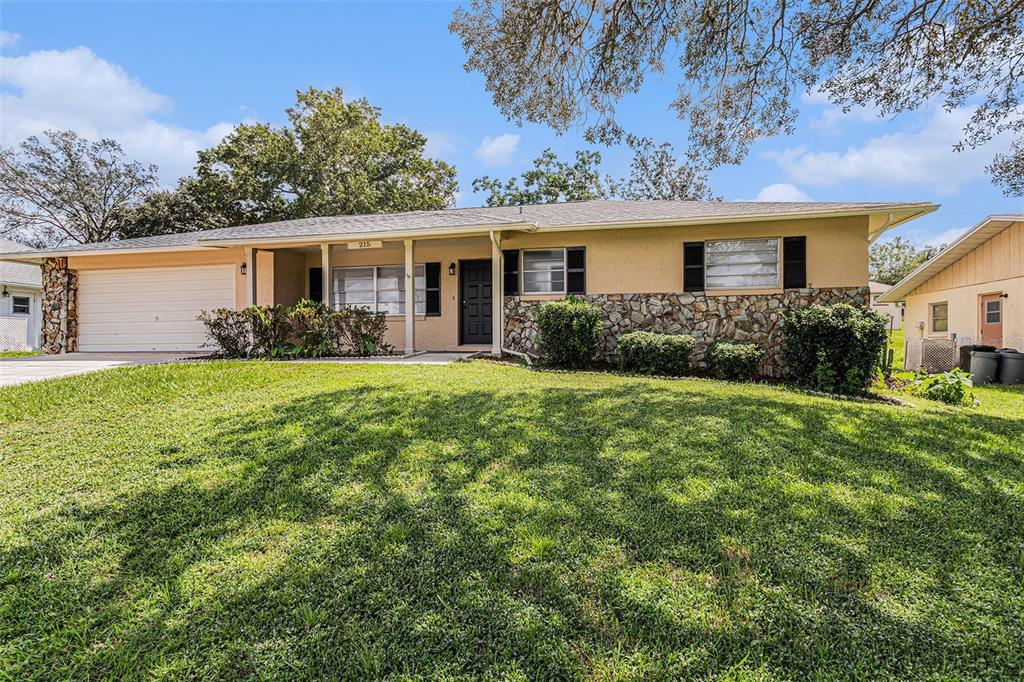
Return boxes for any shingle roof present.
[0,238,42,288]
[0,199,937,258]
[878,214,1024,303]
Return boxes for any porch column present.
[404,239,415,355]
[245,246,258,307]
[490,230,503,356]
[320,243,332,309]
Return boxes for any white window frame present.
[11,295,30,315]
[931,302,949,333]
[984,299,1001,324]
[703,238,781,290]
[521,248,567,295]
[332,264,426,316]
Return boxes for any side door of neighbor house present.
[979,293,1003,346]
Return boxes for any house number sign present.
[347,240,384,249]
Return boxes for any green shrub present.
[618,331,694,376]
[249,305,294,359]
[333,307,393,356]
[289,299,334,358]
[782,303,887,395]
[535,298,602,368]
[197,308,253,358]
[707,340,765,381]
[198,301,393,359]
[913,368,976,405]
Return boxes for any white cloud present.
[423,130,459,159]
[0,46,234,185]
[746,183,813,202]
[474,133,520,166]
[0,31,20,48]
[770,107,1010,194]
[921,225,969,249]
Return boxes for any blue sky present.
[2,1,1020,245]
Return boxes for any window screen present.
[705,239,780,289]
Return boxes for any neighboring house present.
[879,214,1023,368]
[869,281,903,330]
[0,238,43,351]
[0,200,935,373]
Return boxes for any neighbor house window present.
[931,302,948,333]
[332,265,425,315]
[12,296,29,315]
[522,248,566,294]
[704,238,780,289]
[985,299,1001,324]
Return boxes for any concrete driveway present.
[0,352,205,387]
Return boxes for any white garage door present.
[78,265,236,351]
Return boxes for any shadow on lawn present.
[4,377,1023,679]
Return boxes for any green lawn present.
[1,362,1022,680]
[887,328,905,370]
[0,350,38,358]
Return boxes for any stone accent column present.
[504,286,870,377]
[41,257,79,354]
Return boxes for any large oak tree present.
[451,0,1024,196]
[121,87,458,235]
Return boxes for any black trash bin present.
[959,344,996,370]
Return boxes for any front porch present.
[243,233,508,356]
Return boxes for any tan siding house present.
[879,215,1024,365]
[1,200,935,373]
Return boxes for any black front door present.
[460,260,492,345]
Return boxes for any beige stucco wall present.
[273,250,306,307]
[905,276,1023,347]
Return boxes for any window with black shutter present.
[309,267,323,302]
[683,242,705,292]
[783,236,807,289]
[567,246,586,294]
[425,262,441,316]
[502,249,519,295]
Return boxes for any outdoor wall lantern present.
[240,262,247,276]
[1,286,8,298]
[448,263,456,276]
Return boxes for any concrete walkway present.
[0,352,205,387]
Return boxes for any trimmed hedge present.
[618,331,694,376]
[535,298,602,368]
[198,300,393,359]
[707,340,765,381]
[782,303,887,395]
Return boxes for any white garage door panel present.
[79,265,236,351]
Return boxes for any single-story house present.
[0,237,42,351]
[878,214,1022,368]
[869,281,903,330]
[0,200,936,374]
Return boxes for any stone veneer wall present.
[41,257,78,354]
[504,287,870,376]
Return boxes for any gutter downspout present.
[868,212,897,245]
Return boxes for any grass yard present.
[0,350,38,358]
[887,328,905,370]
[1,362,1022,680]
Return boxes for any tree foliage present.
[0,130,157,246]
[451,0,1024,196]
[474,137,716,206]
[870,236,943,285]
[121,87,458,234]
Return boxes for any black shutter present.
[309,267,323,302]
[783,236,807,289]
[425,262,441,316]
[567,246,586,294]
[503,249,519,295]
[683,242,705,292]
